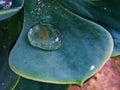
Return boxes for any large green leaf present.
[0,9,23,90]
[9,0,113,86]
[0,48,20,90]
[15,77,69,90]
[57,0,120,56]
[0,0,24,21]
[104,27,120,56]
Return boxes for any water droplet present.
[41,4,45,7]
[1,82,4,86]
[28,24,62,50]
[37,8,41,11]
[0,0,12,10]
[90,65,95,70]
[37,1,41,5]
[37,0,43,5]
[104,7,107,10]
[30,10,34,14]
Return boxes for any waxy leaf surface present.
[9,0,113,86]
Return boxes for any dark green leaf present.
[15,77,69,90]
[56,0,120,56]
[0,9,23,90]
[9,0,113,86]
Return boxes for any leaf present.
[15,77,69,90]
[0,48,20,90]
[9,0,113,86]
[0,9,23,90]
[0,0,24,21]
[104,27,120,56]
[56,0,120,56]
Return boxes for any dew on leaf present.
[30,10,34,14]
[37,1,41,5]
[37,0,43,5]
[36,12,40,15]
[90,65,95,71]
[0,0,12,9]
[37,8,41,11]
[41,4,45,7]
[1,82,4,86]
[104,7,107,10]
[28,23,62,50]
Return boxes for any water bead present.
[1,82,4,86]
[0,0,12,9]
[90,65,95,71]
[28,23,62,50]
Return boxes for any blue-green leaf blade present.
[9,0,113,86]
[56,0,120,56]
